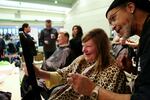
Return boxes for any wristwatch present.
[91,86,100,100]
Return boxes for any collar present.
[58,43,69,47]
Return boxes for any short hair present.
[64,32,69,39]
[45,19,51,23]
[106,0,150,17]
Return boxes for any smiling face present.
[72,26,78,37]
[57,33,68,45]
[107,3,136,40]
[82,39,98,63]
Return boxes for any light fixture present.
[0,0,71,14]
[54,0,58,4]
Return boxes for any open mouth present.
[84,53,90,56]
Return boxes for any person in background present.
[19,23,40,99]
[111,34,139,74]
[39,19,58,60]
[19,23,37,63]
[41,31,72,71]
[38,32,75,99]
[0,35,6,60]
[68,0,150,100]
[70,25,83,58]
[33,28,129,100]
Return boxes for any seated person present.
[7,42,17,55]
[111,35,139,74]
[33,28,130,100]
[41,31,74,71]
[38,31,76,94]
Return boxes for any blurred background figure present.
[41,31,73,71]
[39,19,58,60]
[19,23,40,99]
[70,25,83,58]
[111,33,139,75]
[0,34,6,61]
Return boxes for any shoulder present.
[70,38,81,44]
[69,39,74,44]
[51,27,57,30]
[51,28,57,32]
[71,55,84,64]
[19,33,23,36]
[63,47,71,51]
[103,60,120,74]
[63,47,71,53]
[41,28,47,32]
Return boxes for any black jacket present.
[70,37,83,58]
[19,32,41,100]
[131,15,150,100]
[19,32,37,63]
[39,28,58,52]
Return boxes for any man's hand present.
[67,73,95,96]
[44,40,49,44]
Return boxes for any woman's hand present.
[67,73,95,96]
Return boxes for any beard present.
[121,22,135,40]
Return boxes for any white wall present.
[0,8,65,26]
[64,0,113,37]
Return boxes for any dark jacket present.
[0,38,5,56]
[39,28,58,52]
[70,37,83,58]
[19,32,37,63]
[131,15,150,100]
[19,32,41,100]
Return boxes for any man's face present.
[107,6,134,40]
[57,33,68,45]
[46,22,52,29]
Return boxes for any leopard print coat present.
[49,55,129,100]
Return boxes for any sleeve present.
[56,48,71,68]
[27,36,35,46]
[45,48,71,69]
[131,34,150,100]
[45,56,81,88]
[2,39,6,49]
[46,72,63,87]
[96,63,127,93]
[105,67,122,91]
[39,30,44,44]
[55,29,58,40]
[107,67,127,93]
[57,56,82,83]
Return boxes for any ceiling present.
[0,0,78,25]
[10,0,77,8]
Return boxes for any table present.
[0,64,21,100]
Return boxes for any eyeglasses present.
[108,8,121,25]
